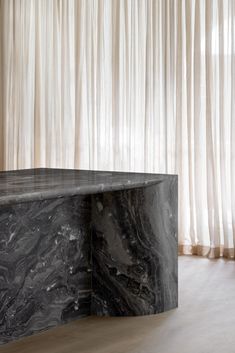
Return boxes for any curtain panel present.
[0,0,234,258]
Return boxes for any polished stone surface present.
[0,196,92,344]
[0,168,172,206]
[0,169,178,344]
[92,182,177,316]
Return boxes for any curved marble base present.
[0,170,177,344]
[92,182,177,316]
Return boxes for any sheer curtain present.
[0,0,234,258]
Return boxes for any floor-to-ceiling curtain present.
[0,0,234,258]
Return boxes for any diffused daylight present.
[0,1,235,353]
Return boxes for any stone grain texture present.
[0,169,177,344]
[91,182,177,316]
[0,196,92,344]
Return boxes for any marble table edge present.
[0,169,178,207]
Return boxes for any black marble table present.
[0,168,178,344]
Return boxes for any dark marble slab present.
[0,169,178,345]
[0,168,175,206]
[0,196,92,344]
[91,180,178,316]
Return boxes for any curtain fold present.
[0,0,235,258]
[0,0,4,171]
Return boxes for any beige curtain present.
[0,0,4,171]
[0,0,234,258]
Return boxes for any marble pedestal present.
[0,169,177,344]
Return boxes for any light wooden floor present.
[1,256,235,353]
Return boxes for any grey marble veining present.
[91,181,178,316]
[0,196,92,344]
[0,169,178,345]
[0,168,174,206]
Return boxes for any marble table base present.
[92,183,178,316]
[0,180,177,344]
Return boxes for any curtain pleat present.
[0,0,4,171]
[0,0,235,258]
[231,0,235,254]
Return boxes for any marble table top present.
[0,168,177,206]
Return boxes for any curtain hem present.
[178,244,235,259]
